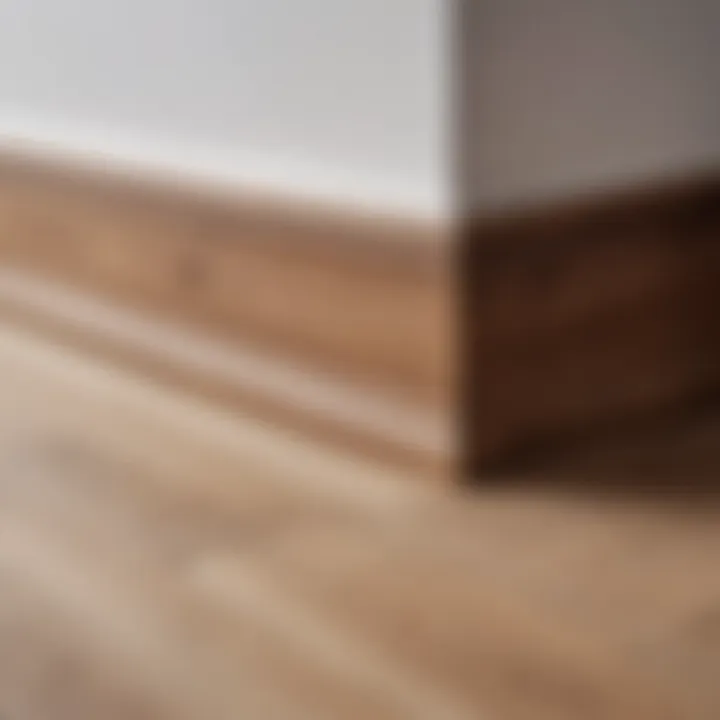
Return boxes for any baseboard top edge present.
[0,132,453,246]
[464,168,720,234]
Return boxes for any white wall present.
[467,0,719,212]
[0,0,450,219]
[2,0,714,220]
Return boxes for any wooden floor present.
[1,320,720,720]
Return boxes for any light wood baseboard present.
[0,153,454,477]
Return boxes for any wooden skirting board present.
[0,149,718,480]
[463,172,720,473]
[0,152,454,478]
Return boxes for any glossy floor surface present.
[0,321,719,720]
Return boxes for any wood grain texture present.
[0,320,711,720]
[0,152,454,477]
[463,173,720,472]
[2,149,718,481]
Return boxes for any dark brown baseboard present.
[0,152,454,478]
[463,172,720,473]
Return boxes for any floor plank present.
[0,321,719,719]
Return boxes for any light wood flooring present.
[1,320,720,720]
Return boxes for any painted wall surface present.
[0,0,450,218]
[1,0,715,219]
[467,0,719,212]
